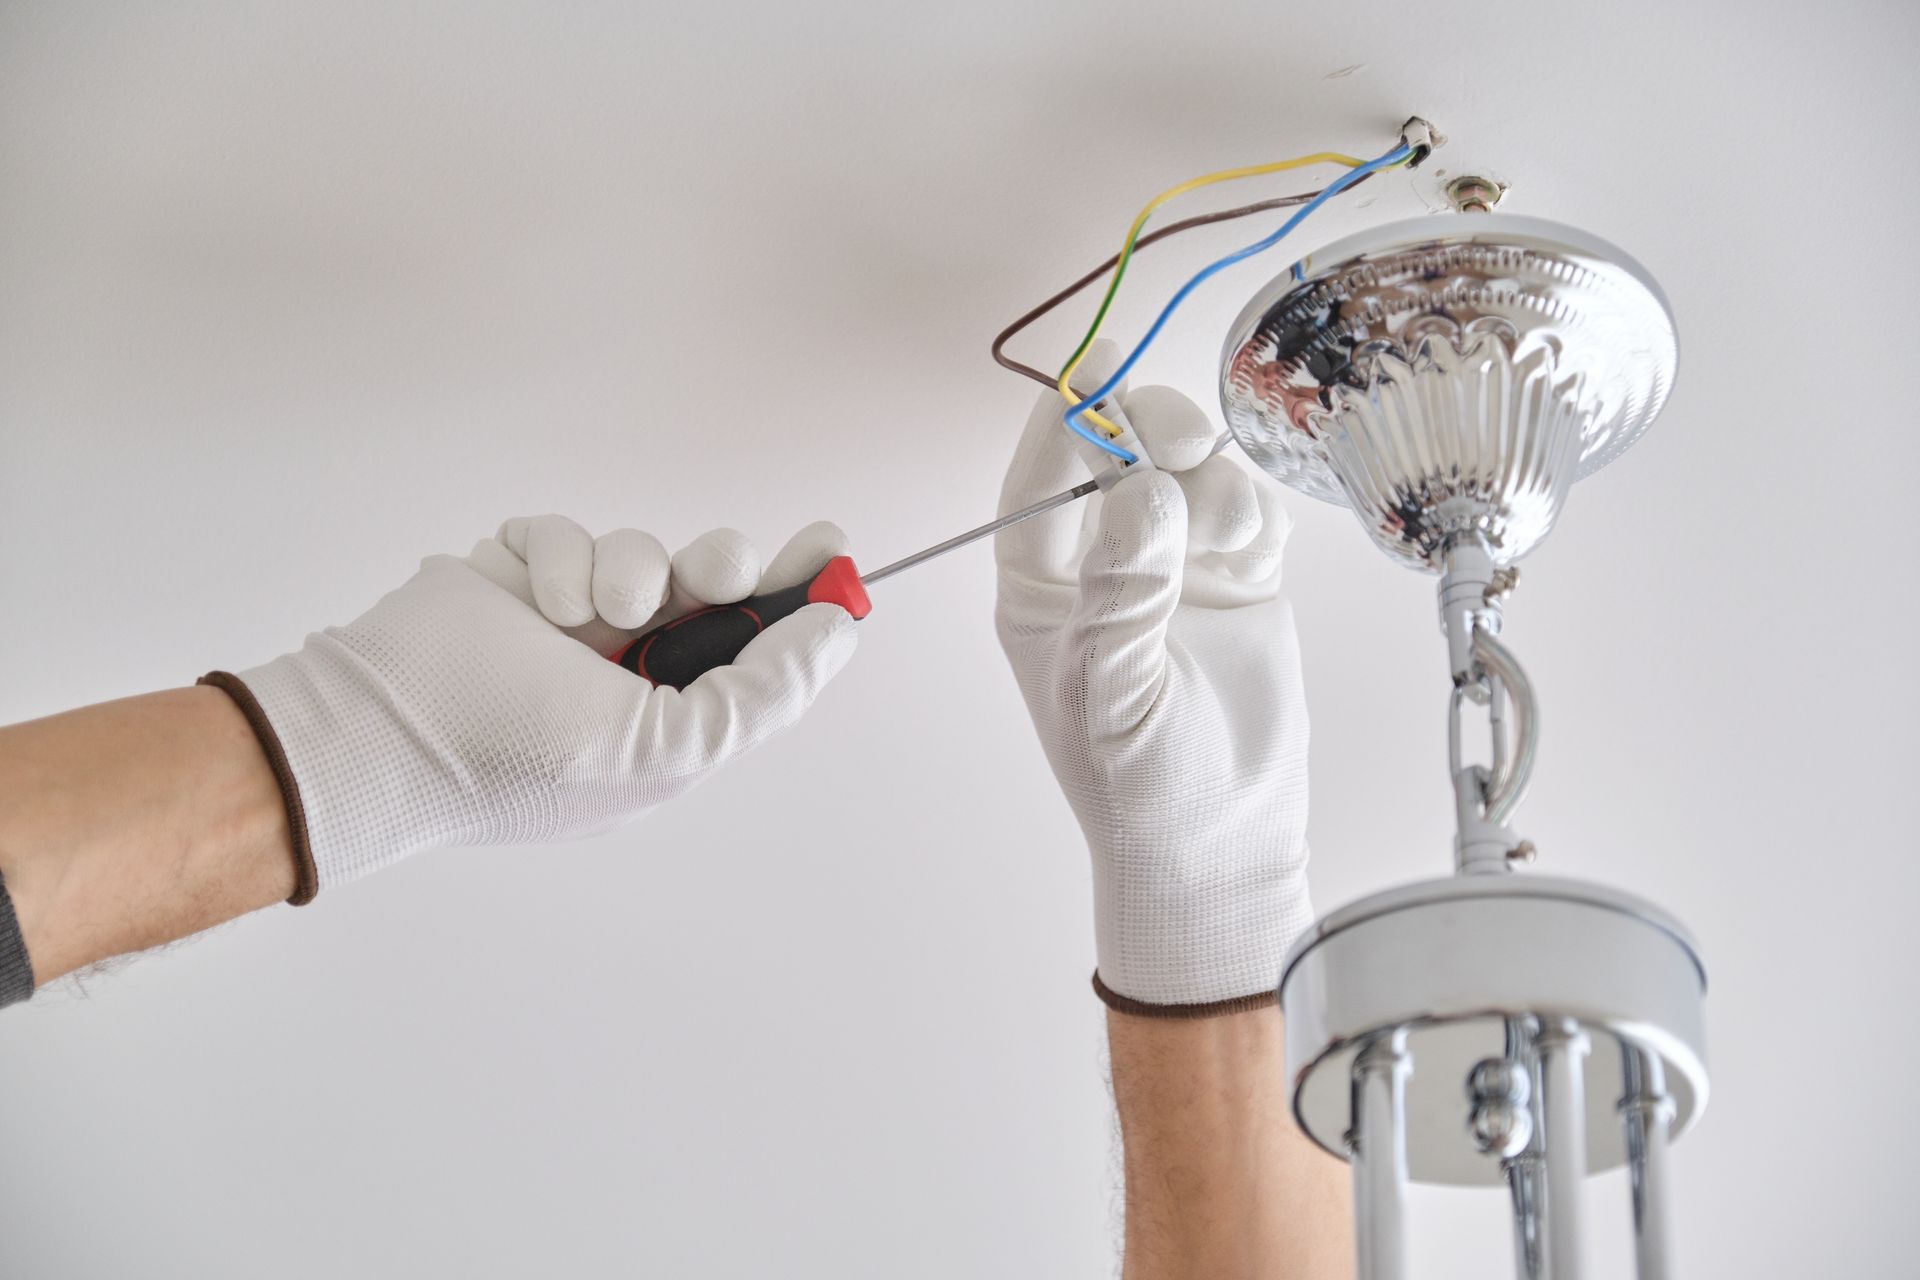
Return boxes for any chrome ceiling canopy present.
[1220,214,1678,571]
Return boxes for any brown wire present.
[989,170,1374,391]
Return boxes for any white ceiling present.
[2,3,1914,1275]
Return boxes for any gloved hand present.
[212,516,858,901]
[995,341,1311,1014]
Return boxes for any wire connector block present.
[1399,116,1444,169]
[1073,394,1156,490]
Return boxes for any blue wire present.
[1065,141,1413,463]
[1064,398,1136,459]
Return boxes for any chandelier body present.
[1220,214,1703,1279]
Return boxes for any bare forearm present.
[0,687,294,986]
[1108,1005,1352,1279]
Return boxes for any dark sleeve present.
[0,869,33,1009]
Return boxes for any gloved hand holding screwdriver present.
[0,340,1347,1277]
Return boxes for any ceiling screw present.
[1507,840,1537,865]
[1447,175,1506,214]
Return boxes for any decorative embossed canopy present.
[1219,215,1678,571]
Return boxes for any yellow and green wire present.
[1058,143,1416,461]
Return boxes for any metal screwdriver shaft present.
[860,479,1100,585]
[609,478,1100,690]
[866,425,1247,586]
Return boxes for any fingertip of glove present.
[1106,466,1185,520]
[1177,456,1262,553]
[1119,384,1216,472]
[673,528,761,604]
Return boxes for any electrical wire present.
[988,177,1376,392]
[1052,151,1373,447]
[1064,141,1414,461]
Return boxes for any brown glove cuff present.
[1091,971,1277,1020]
[199,672,319,906]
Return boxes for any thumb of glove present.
[641,601,860,773]
[1064,468,1189,741]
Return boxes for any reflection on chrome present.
[1220,215,1677,571]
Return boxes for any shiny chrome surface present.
[1504,1017,1549,1280]
[1350,1031,1413,1280]
[1620,1045,1676,1279]
[1472,628,1537,827]
[1507,1152,1547,1280]
[1537,1019,1593,1278]
[1277,874,1708,1187]
[1219,214,1677,571]
[1467,1057,1533,1159]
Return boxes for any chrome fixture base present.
[1219,214,1677,571]
[1279,874,1708,1188]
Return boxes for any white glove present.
[995,341,1312,1014]
[217,516,859,900]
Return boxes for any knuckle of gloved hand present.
[597,577,657,618]
[1136,466,1182,504]
[540,580,593,622]
[1232,541,1286,583]
[1207,492,1263,544]
[1124,385,1215,471]
[1135,472,1187,534]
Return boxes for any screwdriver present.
[612,478,1100,689]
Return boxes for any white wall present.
[2,2,1914,1275]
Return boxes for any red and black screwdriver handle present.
[611,555,872,690]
